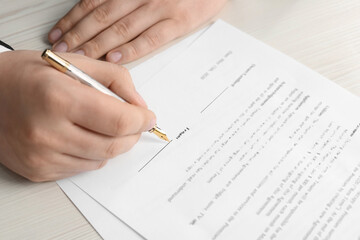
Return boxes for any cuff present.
[0,40,14,52]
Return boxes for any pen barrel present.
[66,65,123,102]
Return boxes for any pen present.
[41,49,169,142]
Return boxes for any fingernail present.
[148,118,157,131]
[108,52,122,63]
[53,42,68,52]
[135,91,148,108]
[74,49,85,55]
[49,28,62,42]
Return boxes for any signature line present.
[138,140,173,172]
[200,87,229,114]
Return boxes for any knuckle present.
[66,30,82,46]
[111,21,131,37]
[24,126,45,146]
[125,43,139,60]
[110,64,128,79]
[79,0,101,12]
[144,32,162,49]
[42,83,70,113]
[114,64,127,73]
[58,17,72,30]
[86,39,101,56]
[93,6,110,24]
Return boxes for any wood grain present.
[0,0,359,239]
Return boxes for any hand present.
[0,50,155,182]
[48,0,227,64]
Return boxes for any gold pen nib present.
[149,125,170,142]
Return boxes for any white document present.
[57,27,209,240]
[58,179,142,240]
[70,20,360,239]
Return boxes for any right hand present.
[0,50,155,182]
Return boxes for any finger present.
[21,151,107,182]
[74,4,163,59]
[68,87,156,137]
[106,19,184,64]
[60,123,141,160]
[48,0,107,43]
[61,53,147,107]
[52,0,142,53]
[56,154,108,173]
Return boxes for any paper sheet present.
[70,20,360,239]
[57,26,209,239]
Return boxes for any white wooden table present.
[0,0,359,239]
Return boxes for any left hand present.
[48,0,227,64]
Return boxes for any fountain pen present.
[41,49,169,142]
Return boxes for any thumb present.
[106,64,148,108]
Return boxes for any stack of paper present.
[58,20,360,240]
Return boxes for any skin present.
[0,50,155,182]
[48,0,228,63]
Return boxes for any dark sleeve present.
[0,40,14,51]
